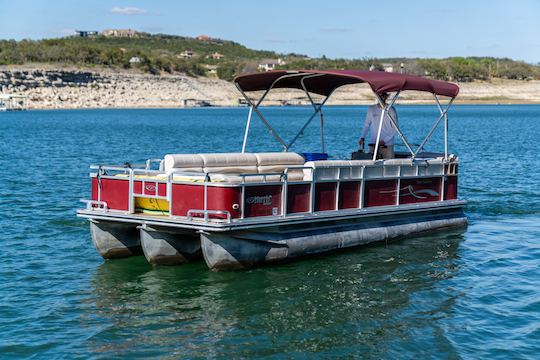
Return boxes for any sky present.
[1,0,539,63]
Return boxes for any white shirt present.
[361,104,398,146]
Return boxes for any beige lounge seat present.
[163,154,205,174]
[255,152,305,172]
[199,153,258,174]
[163,152,306,183]
[255,152,305,181]
[206,152,305,183]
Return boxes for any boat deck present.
[80,152,461,232]
[78,199,466,232]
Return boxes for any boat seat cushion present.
[198,153,257,174]
[166,152,306,178]
[255,152,305,178]
[164,154,204,173]
[204,165,258,174]
[255,152,305,166]
[199,153,258,166]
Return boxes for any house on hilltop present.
[369,63,394,72]
[102,29,139,38]
[258,58,286,72]
[178,50,195,59]
[382,63,394,72]
[75,30,98,37]
[196,35,212,41]
[206,52,225,60]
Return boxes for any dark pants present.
[368,145,394,159]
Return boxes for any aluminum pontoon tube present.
[200,208,468,271]
[139,225,202,266]
[89,220,142,259]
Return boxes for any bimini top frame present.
[233,70,459,160]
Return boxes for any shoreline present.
[12,102,540,112]
[2,67,540,109]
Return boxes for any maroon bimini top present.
[234,70,459,98]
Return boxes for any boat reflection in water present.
[87,228,466,357]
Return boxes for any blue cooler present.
[302,152,328,161]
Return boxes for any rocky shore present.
[1,67,540,109]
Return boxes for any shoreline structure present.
[2,67,540,109]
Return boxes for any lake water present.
[1,105,539,359]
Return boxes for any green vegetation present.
[0,33,275,78]
[281,57,540,81]
[0,33,538,81]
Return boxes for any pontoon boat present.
[77,70,467,271]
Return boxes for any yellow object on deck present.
[135,197,170,214]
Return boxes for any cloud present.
[110,7,148,15]
[319,27,353,33]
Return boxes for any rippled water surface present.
[1,105,539,359]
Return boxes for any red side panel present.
[400,178,441,204]
[171,184,204,217]
[91,177,98,201]
[444,176,458,200]
[158,183,167,197]
[287,184,310,213]
[244,185,282,217]
[92,177,130,211]
[364,179,397,207]
[207,186,242,219]
[171,184,241,219]
[338,181,360,209]
[133,181,142,195]
[315,182,337,211]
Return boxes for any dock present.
[0,94,28,111]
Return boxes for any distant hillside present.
[0,32,539,82]
[0,33,282,79]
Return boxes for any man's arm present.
[361,107,372,139]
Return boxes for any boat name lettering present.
[246,195,273,206]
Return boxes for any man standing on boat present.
[358,92,398,159]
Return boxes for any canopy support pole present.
[412,95,455,160]
[441,96,455,160]
[320,111,325,153]
[235,73,307,151]
[374,92,415,158]
[293,74,330,153]
[241,106,253,153]
[285,96,330,151]
[373,92,403,160]
[444,111,448,160]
